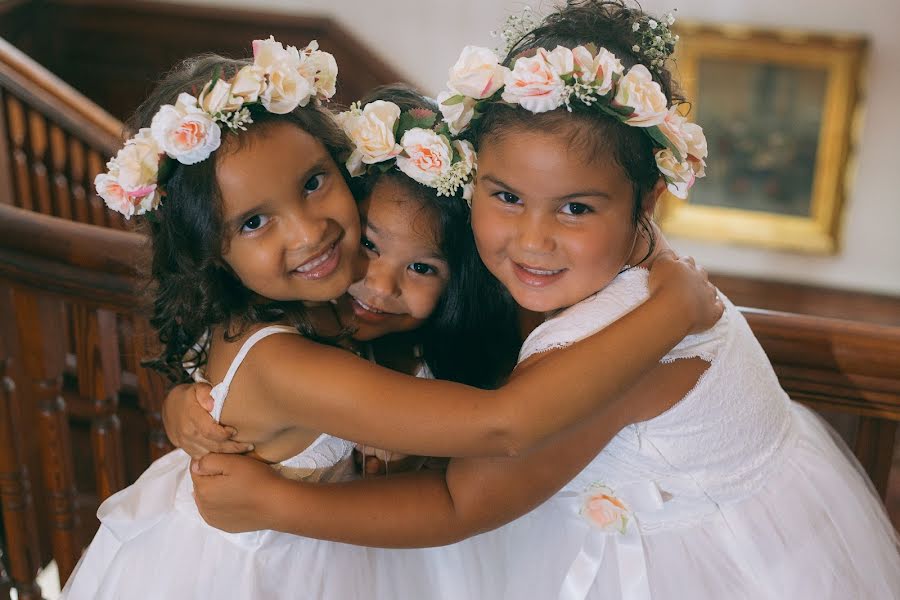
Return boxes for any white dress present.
[61,326,438,599]
[422,268,900,600]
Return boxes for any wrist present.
[259,476,297,532]
[646,289,693,339]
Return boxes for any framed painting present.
[658,23,867,253]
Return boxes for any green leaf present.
[440,94,466,106]
[397,110,437,135]
[646,126,683,161]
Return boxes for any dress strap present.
[208,325,299,422]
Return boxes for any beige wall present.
[160,0,900,295]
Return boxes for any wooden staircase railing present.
[0,204,898,596]
[0,35,125,229]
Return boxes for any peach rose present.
[501,50,566,113]
[572,46,623,95]
[151,93,222,164]
[581,484,630,534]
[447,46,508,99]
[655,148,695,199]
[613,64,668,127]
[396,128,452,186]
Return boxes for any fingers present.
[192,454,226,476]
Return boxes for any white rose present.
[655,149,695,199]
[447,46,508,99]
[151,94,222,164]
[396,128,452,186]
[115,129,161,190]
[437,90,476,135]
[681,122,708,177]
[572,46,623,95]
[198,79,234,114]
[230,65,267,104]
[544,46,575,77]
[340,100,402,175]
[252,36,302,72]
[657,106,689,158]
[613,64,668,127]
[302,50,338,99]
[453,139,477,174]
[261,65,313,113]
[501,51,566,113]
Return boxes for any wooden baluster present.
[27,110,52,215]
[132,316,173,460]
[86,149,107,227]
[5,95,32,210]
[49,124,71,220]
[0,89,15,206]
[855,417,897,499]
[68,139,90,223]
[12,291,80,582]
[72,306,126,500]
[0,287,43,600]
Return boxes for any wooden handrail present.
[0,36,122,154]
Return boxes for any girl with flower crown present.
[62,32,722,598]
[183,3,899,599]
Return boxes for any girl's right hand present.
[647,252,724,335]
[162,383,253,458]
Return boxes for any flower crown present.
[436,43,707,199]
[335,101,476,203]
[95,37,338,218]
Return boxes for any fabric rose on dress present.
[396,128,452,186]
[613,64,668,127]
[337,100,403,176]
[151,93,222,165]
[502,50,566,113]
[580,483,631,534]
[437,90,476,135]
[447,46,509,99]
[656,148,695,199]
[572,46,623,95]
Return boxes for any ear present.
[642,177,667,217]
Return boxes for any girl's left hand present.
[191,453,282,533]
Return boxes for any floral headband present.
[335,101,476,203]
[436,42,707,199]
[95,37,338,218]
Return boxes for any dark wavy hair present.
[350,85,520,388]
[474,0,686,266]
[131,54,353,382]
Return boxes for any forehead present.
[362,177,441,249]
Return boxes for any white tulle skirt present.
[63,403,899,599]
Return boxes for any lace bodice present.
[193,325,355,483]
[521,269,796,528]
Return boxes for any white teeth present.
[521,266,562,276]
[354,298,383,314]
[295,245,333,273]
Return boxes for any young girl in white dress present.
[62,37,721,599]
[184,3,900,599]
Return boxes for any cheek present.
[471,203,505,256]
[405,280,447,319]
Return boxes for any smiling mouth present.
[291,241,341,280]
[350,296,399,321]
[512,261,566,287]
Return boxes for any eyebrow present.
[225,156,332,231]
[479,174,610,201]
[363,218,447,262]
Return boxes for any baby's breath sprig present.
[490,5,542,58]
[433,159,473,198]
[213,106,254,131]
[631,10,679,73]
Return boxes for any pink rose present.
[151,94,222,164]
[447,46,508,99]
[501,50,566,113]
[396,128,452,186]
[572,46,623,95]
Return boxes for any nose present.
[363,257,401,299]
[517,212,555,255]
[283,207,329,252]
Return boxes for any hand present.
[191,453,282,533]
[162,383,253,459]
[352,449,427,476]
[647,252,723,335]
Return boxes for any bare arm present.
[193,357,709,545]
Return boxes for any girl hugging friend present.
[63,16,723,599]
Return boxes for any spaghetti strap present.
[209,324,298,421]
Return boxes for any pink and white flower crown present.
[335,100,476,203]
[436,43,707,199]
[95,37,338,219]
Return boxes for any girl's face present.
[471,127,649,314]
[337,176,450,341]
[217,122,361,304]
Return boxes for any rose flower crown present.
[95,37,338,218]
[436,11,707,199]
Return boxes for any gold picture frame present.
[658,23,867,253]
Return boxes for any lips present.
[350,295,395,323]
[291,242,341,280]
[511,261,566,287]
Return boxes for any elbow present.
[483,411,533,458]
